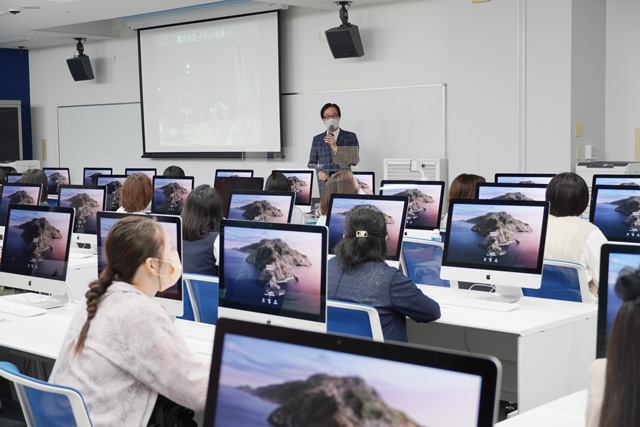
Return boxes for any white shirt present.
[50,282,209,426]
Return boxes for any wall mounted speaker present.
[66,56,94,81]
[325,25,364,59]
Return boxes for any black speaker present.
[66,55,94,81]
[325,25,364,59]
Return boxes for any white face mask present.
[324,118,340,132]
[154,252,183,292]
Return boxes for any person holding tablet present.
[328,205,441,342]
[50,215,208,426]
[307,103,359,196]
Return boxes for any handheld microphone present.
[328,125,335,135]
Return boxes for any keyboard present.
[436,296,520,312]
[0,300,47,317]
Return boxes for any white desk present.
[408,286,597,413]
[496,389,586,426]
[66,252,99,302]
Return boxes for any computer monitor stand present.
[2,283,74,309]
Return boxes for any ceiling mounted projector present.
[325,1,364,59]
[66,38,94,81]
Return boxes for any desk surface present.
[496,389,586,426]
[419,285,597,336]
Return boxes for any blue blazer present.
[307,129,359,194]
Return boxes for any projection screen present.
[138,12,281,158]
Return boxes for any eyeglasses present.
[323,114,340,119]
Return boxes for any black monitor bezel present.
[379,180,445,230]
[476,182,548,201]
[271,169,315,207]
[96,174,128,212]
[326,193,409,261]
[150,175,195,215]
[124,168,157,177]
[42,167,71,196]
[589,184,640,243]
[494,173,556,184]
[83,167,113,185]
[0,183,43,227]
[219,219,328,321]
[204,317,500,427]
[226,190,295,223]
[213,176,264,208]
[57,185,107,234]
[591,174,640,189]
[442,198,550,275]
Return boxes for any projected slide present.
[139,12,281,156]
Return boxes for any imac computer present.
[6,173,21,183]
[97,211,184,316]
[590,185,640,243]
[151,176,195,215]
[272,169,314,208]
[494,173,555,185]
[597,243,640,358]
[204,318,501,427]
[592,174,640,188]
[43,168,70,196]
[96,175,128,212]
[326,194,409,266]
[476,183,547,202]
[218,219,328,333]
[227,191,295,223]
[441,199,550,302]
[213,177,264,210]
[83,167,113,185]
[0,183,42,240]
[57,185,106,250]
[380,180,445,239]
[0,205,75,308]
[125,168,156,179]
[215,169,254,179]
[331,170,375,195]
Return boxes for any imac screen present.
[274,170,313,206]
[326,194,408,260]
[219,220,327,323]
[97,212,183,302]
[597,244,640,357]
[227,191,294,223]
[590,186,640,242]
[380,180,445,230]
[0,184,41,227]
[443,200,548,274]
[353,172,375,195]
[214,177,264,209]
[215,169,254,178]
[0,205,73,281]
[476,183,547,202]
[83,168,112,185]
[43,168,70,196]
[125,168,156,179]
[97,175,128,212]
[151,176,194,215]
[6,173,21,183]
[58,186,106,234]
[593,175,640,188]
[494,174,554,185]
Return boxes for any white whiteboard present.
[58,86,446,196]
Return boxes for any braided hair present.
[598,266,640,427]
[334,205,387,272]
[74,216,164,354]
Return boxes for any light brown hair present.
[448,174,486,200]
[120,173,152,213]
[320,171,359,215]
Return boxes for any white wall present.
[605,0,640,161]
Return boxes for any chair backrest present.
[327,300,384,342]
[522,259,591,303]
[0,361,92,427]
[182,273,219,324]
[400,238,451,288]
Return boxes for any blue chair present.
[182,273,219,324]
[0,361,92,427]
[327,300,384,342]
[522,260,591,303]
[400,237,451,287]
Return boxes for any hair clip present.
[355,230,368,238]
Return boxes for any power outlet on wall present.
[585,145,597,160]
[576,145,581,161]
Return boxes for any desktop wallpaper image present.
[59,188,104,234]
[593,189,640,240]
[281,172,311,205]
[382,184,442,229]
[153,178,192,215]
[228,194,291,223]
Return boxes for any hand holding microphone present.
[324,125,337,151]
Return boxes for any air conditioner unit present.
[383,159,448,182]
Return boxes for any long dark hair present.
[75,216,164,354]
[598,266,640,426]
[180,184,224,241]
[265,172,291,192]
[334,205,387,271]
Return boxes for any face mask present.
[154,251,183,292]
[324,118,340,132]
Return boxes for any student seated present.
[49,216,209,426]
[264,172,306,224]
[162,165,185,178]
[117,173,152,214]
[448,173,486,200]
[0,166,16,183]
[328,205,441,342]
[19,168,49,206]
[586,266,640,427]
[180,184,223,277]
[316,170,360,226]
[544,172,607,297]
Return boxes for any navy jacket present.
[307,129,359,194]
